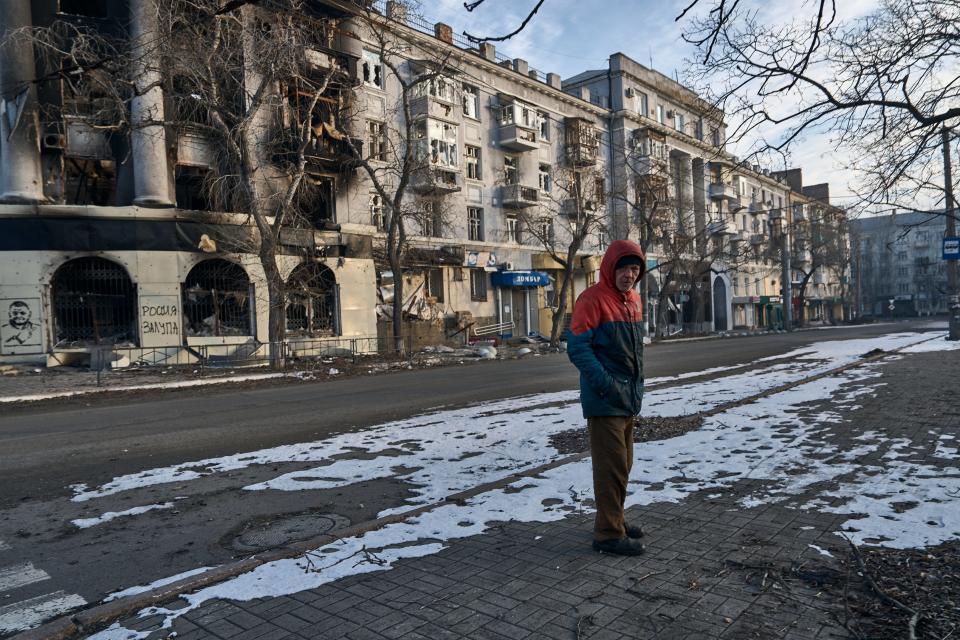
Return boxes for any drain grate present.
[231,512,350,552]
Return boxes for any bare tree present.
[685,0,960,213]
[789,206,849,324]
[17,0,364,367]
[514,157,608,345]
[341,3,460,354]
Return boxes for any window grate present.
[286,263,338,336]
[183,260,253,337]
[52,257,137,346]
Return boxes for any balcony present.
[411,167,463,195]
[706,219,737,235]
[561,198,599,218]
[564,117,598,166]
[276,134,361,173]
[747,201,763,214]
[749,233,766,246]
[501,183,539,208]
[499,123,539,152]
[709,182,739,202]
[565,143,598,167]
[792,249,813,264]
[410,94,460,123]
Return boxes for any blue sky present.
[425,0,886,209]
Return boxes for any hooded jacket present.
[567,239,646,417]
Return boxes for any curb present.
[11,331,946,640]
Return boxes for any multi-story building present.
[850,211,949,317]
[0,0,848,365]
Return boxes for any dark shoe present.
[625,522,645,539]
[592,537,645,556]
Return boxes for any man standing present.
[567,239,646,556]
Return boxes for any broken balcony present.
[499,123,539,152]
[564,117,598,166]
[411,167,463,195]
[708,182,739,202]
[501,184,539,208]
[706,219,737,235]
[561,197,599,218]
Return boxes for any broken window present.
[462,84,480,119]
[286,262,339,336]
[368,121,387,161]
[424,268,444,303]
[465,145,481,180]
[470,269,487,301]
[302,176,336,227]
[362,50,384,89]
[52,257,138,346]
[175,166,211,211]
[370,192,385,230]
[59,0,108,17]
[182,260,253,337]
[63,158,116,206]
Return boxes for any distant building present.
[850,211,949,316]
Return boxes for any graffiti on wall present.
[139,295,182,346]
[0,298,43,355]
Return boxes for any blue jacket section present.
[567,240,646,418]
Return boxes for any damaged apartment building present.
[0,0,848,366]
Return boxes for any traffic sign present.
[944,237,960,260]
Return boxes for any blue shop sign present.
[944,237,960,260]
[490,270,551,288]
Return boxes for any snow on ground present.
[71,332,934,510]
[86,331,959,640]
[71,503,175,529]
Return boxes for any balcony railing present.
[708,182,739,202]
[410,94,460,122]
[501,183,539,208]
[561,198,599,218]
[499,123,539,152]
[565,143,598,167]
[749,233,766,246]
[706,219,737,235]
[411,167,463,194]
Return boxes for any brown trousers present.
[588,415,635,541]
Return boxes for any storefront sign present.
[944,237,960,260]
[760,296,782,304]
[490,271,551,288]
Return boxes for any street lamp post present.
[943,127,959,340]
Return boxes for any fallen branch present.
[845,536,920,640]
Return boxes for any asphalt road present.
[0,320,942,635]
[0,321,933,508]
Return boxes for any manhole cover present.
[231,512,350,552]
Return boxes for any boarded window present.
[182,260,253,337]
[52,257,137,346]
[286,263,339,336]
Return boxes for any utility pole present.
[944,127,959,340]
[781,195,793,331]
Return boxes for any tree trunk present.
[389,251,405,355]
[549,268,574,346]
[258,240,286,369]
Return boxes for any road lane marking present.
[0,562,49,591]
[0,591,87,634]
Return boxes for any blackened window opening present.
[182,260,253,337]
[52,257,137,346]
[286,263,338,336]
[175,166,211,211]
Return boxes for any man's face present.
[8,304,30,328]
[614,265,643,293]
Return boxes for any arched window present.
[182,260,253,337]
[51,257,137,346]
[286,263,338,336]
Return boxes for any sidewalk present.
[67,336,960,640]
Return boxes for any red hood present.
[599,239,647,292]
